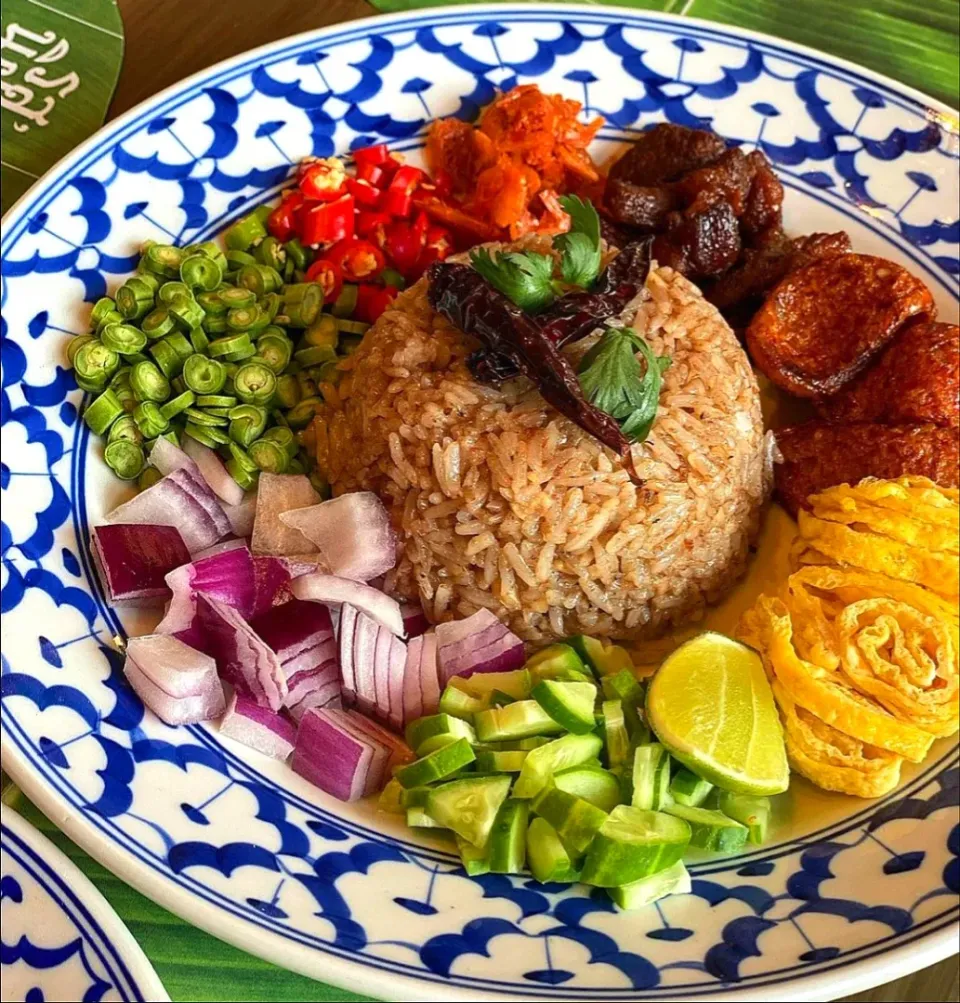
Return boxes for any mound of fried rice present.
[316,254,770,642]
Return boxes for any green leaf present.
[554,195,602,288]
[470,248,557,312]
[578,326,670,443]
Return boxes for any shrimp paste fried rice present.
[316,257,770,642]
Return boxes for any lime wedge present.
[646,633,789,796]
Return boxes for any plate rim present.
[1,5,958,1001]
[1,807,171,1003]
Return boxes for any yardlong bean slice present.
[105,440,146,480]
[75,340,120,389]
[116,278,156,320]
[90,297,117,328]
[183,354,227,394]
[133,401,170,439]
[141,306,176,340]
[181,253,222,291]
[159,390,195,420]
[84,389,123,435]
[107,413,143,445]
[130,360,170,402]
[144,244,185,278]
[228,403,268,445]
[101,323,148,356]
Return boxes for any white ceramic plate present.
[1,6,957,1001]
[0,808,169,1002]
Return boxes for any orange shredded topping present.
[426,84,604,239]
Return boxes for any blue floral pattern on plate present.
[0,810,168,1002]
[1,7,957,1000]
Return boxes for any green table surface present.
[8,0,959,1000]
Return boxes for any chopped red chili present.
[326,238,386,282]
[346,178,382,208]
[300,193,355,247]
[356,283,400,323]
[266,192,303,242]
[305,258,343,303]
[299,159,348,202]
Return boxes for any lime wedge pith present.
[646,632,789,796]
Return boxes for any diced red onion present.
[196,592,287,710]
[278,492,397,581]
[339,710,414,770]
[281,638,337,681]
[286,659,339,705]
[436,608,525,683]
[157,545,256,636]
[182,436,245,507]
[292,707,375,802]
[190,538,249,561]
[287,677,342,722]
[91,524,189,606]
[148,437,197,477]
[223,492,257,538]
[251,473,320,556]
[338,605,358,703]
[326,708,392,792]
[124,634,225,725]
[290,573,404,636]
[105,467,229,553]
[218,691,297,760]
[250,598,333,660]
[373,625,392,718]
[401,602,430,639]
[418,632,441,716]
[402,636,424,723]
[351,611,379,715]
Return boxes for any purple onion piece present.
[218,691,297,760]
[352,612,379,714]
[290,573,404,636]
[338,606,359,704]
[292,707,373,802]
[91,524,190,606]
[287,678,342,722]
[400,603,430,639]
[402,636,425,724]
[418,632,441,716]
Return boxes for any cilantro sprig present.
[468,196,603,313]
[578,326,671,443]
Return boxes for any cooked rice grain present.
[317,262,769,641]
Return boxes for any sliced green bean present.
[143,244,185,279]
[287,457,307,475]
[202,314,229,335]
[170,375,187,396]
[101,323,148,356]
[285,238,311,271]
[189,326,209,353]
[141,306,176,340]
[201,406,234,418]
[182,354,226,395]
[238,263,282,297]
[226,456,259,490]
[84,389,123,435]
[249,437,290,473]
[66,334,95,367]
[130,360,170,402]
[133,401,170,439]
[163,330,193,362]
[295,345,336,367]
[296,371,318,399]
[226,441,259,474]
[218,285,257,308]
[228,403,268,446]
[381,267,407,289]
[180,253,222,291]
[223,343,258,362]
[115,278,156,320]
[280,282,323,328]
[95,309,124,335]
[104,439,146,480]
[224,213,267,251]
[225,250,258,273]
[138,466,163,491]
[148,338,183,379]
[226,303,262,332]
[255,332,292,374]
[197,290,227,317]
[186,240,228,271]
[159,282,192,306]
[169,296,205,331]
[259,291,281,323]
[286,396,323,428]
[183,405,228,427]
[159,389,195,420]
[332,284,359,318]
[75,340,120,389]
[261,424,298,459]
[107,413,143,445]
[309,469,330,497]
[208,333,252,358]
[90,297,117,328]
[234,362,276,404]
[274,373,301,409]
[254,235,286,271]
[195,393,237,408]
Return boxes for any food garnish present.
[428,261,631,454]
[554,194,603,287]
[578,326,671,444]
[738,477,959,796]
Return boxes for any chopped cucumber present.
[512,736,551,751]
[601,668,644,705]
[609,860,691,911]
[631,744,672,811]
[401,786,431,809]
[562,635,607,676]
[580,806,691,887]
[490,690,516,706]
[527,817,581,884]
[591,642,635,677]
[525,644,591,683]
[554,765,623,813]
[395,737,476,789]
[717,792,771,845]
[438,685,487,719]
[663,804,749,853]
[405,714,476,755]
[513,733,603,799]
[456,835,490,876]
[670,768,714,807]
[450,669,531,701]
[425,775,512,848]
[488,799,530,873]
[532,679,598,734]
[474,747,529,773]
[407,806,447,829]
[531,786,608,856]
[378,778,405,814]
[603,700,631,768]
[474,700,565,743]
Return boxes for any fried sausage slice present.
[746,254,936,398]
[774,421,960,516]
[818,321,959,428]
[608,123,727,186]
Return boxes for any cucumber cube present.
[609,860,692,910]
[664,803,749,853]
[581,806,691,887]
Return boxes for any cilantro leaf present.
[578,326,671,443]
[470,248,557,312]
[554,195,602,288]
